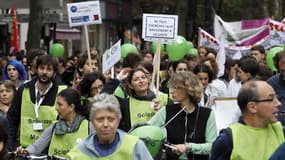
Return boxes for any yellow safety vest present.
[67,134,138,160]
[230,122,284,160]
[48,119,89,157]
[20,85,66,147]
[129,92,168,127]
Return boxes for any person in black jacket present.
[0,120,8,160]
[7,55,66,151]
[149,71,217,160]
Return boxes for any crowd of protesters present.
[0,43,284,160]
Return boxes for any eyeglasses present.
[168,85,182,91]
[251,95,279,103]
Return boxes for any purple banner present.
[239,28,269,46]
[241,18,269,29]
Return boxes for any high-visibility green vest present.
[48,119,89,158]
[114,86,126,99]
[20,85,66,147]
[230,122,284,160]
[67,134,138,160]
[129,92,168,127]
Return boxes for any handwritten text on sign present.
[142,14,178,43]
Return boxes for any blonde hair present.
[168,71,203,103]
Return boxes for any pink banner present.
[241,18,269,29]
[239,28,269,46]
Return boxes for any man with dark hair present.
[267,51,285,125]
[250,45,266,64]
[77,54,99,76]
[210,80,284,160]
[26,48,45,80]
[236,56,260,84]
[7,55,66,150]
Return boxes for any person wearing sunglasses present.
[210,80,284,160]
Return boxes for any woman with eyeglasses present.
[148,71,217,160]
[78,72,105,99]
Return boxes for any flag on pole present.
[10,6,20,53]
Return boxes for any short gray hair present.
[89,93,121,120]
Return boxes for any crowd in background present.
[0,42,284,160]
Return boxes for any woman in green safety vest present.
[102,67,171,131]
[67,93,152,160]
[16,88,93,158]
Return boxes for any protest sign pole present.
[150,60,156,90]
[198,27,201,47]
[155,41,161,93]
[84,25,92,72]
[111,66,115,79]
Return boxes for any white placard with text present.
[142,13,178,43]
[102,40,121,73]
[67,1,102,27]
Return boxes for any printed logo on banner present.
[67,1,102,27]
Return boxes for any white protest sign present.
[142,13,178,43]
[212,98,241,133]
[67,1,102,27]
[102,40,121,74]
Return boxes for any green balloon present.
[187,48,198,56]
[121,43,138,60]
[151,42,164,54]
[266,47,283,71]
[166,35,187,61]
[129,125,164,157]
[176,35,186,43]
[184,41,194,50]
[50,43,64,57]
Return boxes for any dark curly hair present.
[192,63,215,84]
[78,72,105,97]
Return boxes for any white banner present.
[198,27,220,50]
[199,27,271,60]
[269,19,285,46]
[214,15,269,46]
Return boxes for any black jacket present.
[7,78,65,151]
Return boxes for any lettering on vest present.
[137,112,155,119]
[54,149,69,155]
[28,119,52,124]
[30,134,39,140]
